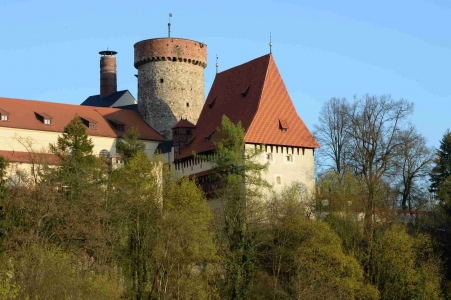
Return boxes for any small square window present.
[89,123,97,130]
[117,125,125,132]
[1,115,8,121]
[44,119,51,125]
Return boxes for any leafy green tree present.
[111,152,218,299]
[430,130,451,201]
[1,244,123,300]
[259,186,378,300]
[110,151,161,300]
[3,117,116,265]
[50,116,95,161]
[209,115,269,300]
[373,224,442,300]
[116,127,146,164]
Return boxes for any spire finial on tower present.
[168,13,172,37]
[216,54,219,74]
[269,32,273,54]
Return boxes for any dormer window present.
[80,117,98,130]
[241,85,250,97]
[208,97,217,109]
[108,119,125,132]
[279,119,289,133]
[35,112,52,125]
[205,130,216,142]
[0,109,10,122]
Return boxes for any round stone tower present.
[134,38,207,139]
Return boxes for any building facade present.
[0,34,319,195]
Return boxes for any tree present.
[116,127,146,164]
[430,130,451,200]
[314,97,352,175]
[257,185,379,300]
[395,126,434,214]
[50,116,95,161]
[373,224,442,300]
[347,94,413,226]
[111,152,218,299]
[0,156,8,188]
[209,115,269,299]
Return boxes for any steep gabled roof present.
[0,97,166,142]
[178,54,318,159]
[245,55,319,148]
[172,119,196,129]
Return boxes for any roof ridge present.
[217,54,271,76]
[244,54,272,140]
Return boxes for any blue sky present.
[1,0,450,148]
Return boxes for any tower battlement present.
[134,38,207,69]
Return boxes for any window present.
[44,119,51,125]
[89,123,97,130]
[117,125,125,132]
[0,109,10,121]
[186,102,190,107]
[208,97,217,109]
[99,149,110,158]
[266,153,273,161]
[241,85,250,97]
[286,154,293,162]
[275,176,282,185]
[279,119,289,133]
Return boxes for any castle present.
[0,35,319,194]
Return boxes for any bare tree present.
[314,97,352,175]
[395,126,434,215]
[347,94,413,224]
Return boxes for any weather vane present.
[216,54,219,74]
[168,13,172,37]
[269,32,273,54]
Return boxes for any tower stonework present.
[134,38,207,139]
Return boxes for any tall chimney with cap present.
[99,50,117,98]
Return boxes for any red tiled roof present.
[178,54,319,159]
[0,150,60,164]
[172,119,196,129]
[0,97,166,141]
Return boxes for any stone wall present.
[134,38,207,139]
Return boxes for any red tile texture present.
[0,97,166,141]
[178,54,318,159]
[245,55,319,148]
[0,150,60,164]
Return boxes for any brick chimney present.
[99,50,117,98]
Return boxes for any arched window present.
[99,149,110,158]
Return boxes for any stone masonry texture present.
[134,38,207,139]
